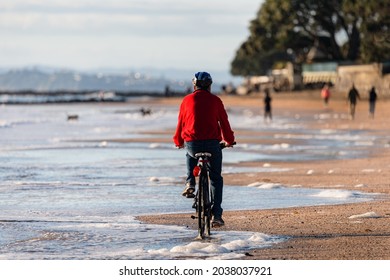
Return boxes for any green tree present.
[231,0,390,76]
[345,0,390,62]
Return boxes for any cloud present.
[1,0,258,36]
[0,0,262,70]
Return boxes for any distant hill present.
[0,67,235,93]
[0,67,189,93]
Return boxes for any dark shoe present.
[182,183,195,198]
[212,217,225,228]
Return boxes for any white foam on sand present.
[361,169,380,173]
[147,232,283,260]
[247,182,284,189]
[149,176,179,185]
[311,189,363,199]
[355,184,368,188]
[348,212,381,219]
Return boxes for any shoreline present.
[136,91,390,259]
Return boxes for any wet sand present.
[136,90,390,260]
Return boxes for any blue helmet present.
[192,71,212,88]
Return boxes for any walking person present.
[263,88,272,122]
[321,83,331,108]
[173,71,235,227]
[347,84,360,119]
[368,86,378,118]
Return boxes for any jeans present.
[185,140,223,218]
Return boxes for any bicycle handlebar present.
[176,141,236,150]
[220,141,236,149]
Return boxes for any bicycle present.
[191,142,235,239]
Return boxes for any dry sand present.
[136,90,390,260]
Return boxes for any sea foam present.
[312,189,361,199]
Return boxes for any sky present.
[0,0,263,74]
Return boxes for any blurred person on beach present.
[347,84,360,119]
[173,71,235,227]
[368,86,378,118]
[263,88,272,122]
[321,83,331,108]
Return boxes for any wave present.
[311,189,363,199]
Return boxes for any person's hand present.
[220,141,236,148]
[176,145,184,149]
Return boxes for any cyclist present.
[173,71,235,227]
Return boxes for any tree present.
[346,0,390,62]
[231,0,390,76]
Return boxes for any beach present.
[137,90,390,260]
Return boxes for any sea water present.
[0,101,380,259]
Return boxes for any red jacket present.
[173,89,235,146]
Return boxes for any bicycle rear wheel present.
[197,169,211,239]
[196,185,203,239]
[203,173,211,237]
